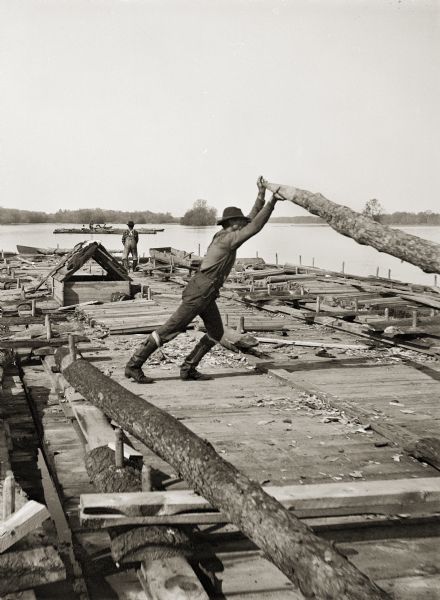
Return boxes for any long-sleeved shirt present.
[122,229,139,245]
[200,194,276,287]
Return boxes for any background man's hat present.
[217,207,250,226]
[127,220,135,227]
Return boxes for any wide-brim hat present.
[217,207,250,226]
[127,220,135,227]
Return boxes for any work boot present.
[132,259,138,272]
[180,335,216,381]
[124,335,158,383]
[122,259,129,271]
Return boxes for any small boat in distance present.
[53,226,165,234]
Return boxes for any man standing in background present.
[122,220,139,271]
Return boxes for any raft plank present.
[80,477,440,527]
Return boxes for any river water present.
[1,222,439,286]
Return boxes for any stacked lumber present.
[77,298,175,334]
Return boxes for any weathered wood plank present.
[0,500,50,553]
[79,477,440,527]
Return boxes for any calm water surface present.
[1,222,439,286]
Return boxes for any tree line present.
[1,201,439,227]
[0,207,178,225]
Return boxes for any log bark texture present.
[55,349,390,600]
[0,546,66,594]
[264,182,440,274]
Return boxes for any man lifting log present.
[124,176,285,383]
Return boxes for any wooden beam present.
[79,477,440,527]
[0,500,50,553]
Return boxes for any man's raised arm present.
[247,176,266,220]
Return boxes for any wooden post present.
[68,334,77,361]
[10,268,15,279]
[316,296,321,314]
[147,286,152,301]
[275,253,278,265]
[388,269,391,279]
[225,314,229,326]
[54,349,391,600]
[115,428,124,468]
[341,262,345,274]
[384,308,389,320]
[20,285,25,299]
[45,315,52,340]
[300,285,304,296]
[267,283,271,295]
[354,299,358,313]
[0,249,3,260]
[412,310,418,329]
[31,299,36,317]
[198,243,201,256]
[256,251,259,258]
[299,255,302,266]
[376,267,380,278]
[312,257,315,267]
[16,276,20,289]
[89,262,92,273]
[142,465,152,491]
[3,257,7,265]
[2,471,15,519]
[435,274,438,287]
[238,316,245,334]
[250,277,255,293]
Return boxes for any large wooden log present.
[54,348,390,600]
[264,182,440,274]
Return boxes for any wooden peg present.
[68,334,77,361]
[115,429,124,468]
[275,253,278,265]
[388,269,391,279]
[312,257,315,267]
[142,465,153,491]
[412,310,418,329]
[237,316,245,334]
[354,299,358,313]
[225,314,229,326]
[341,262,345,274]
[316,296,321,314]
[31,299,36,316]
[45,314,52,340]
[3,471,15,520]
[384,308,389,320]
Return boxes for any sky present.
[0,0,439,217]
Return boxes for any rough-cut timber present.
[0,546,66,594]
[54,348,390,600]
[264,181,440,274]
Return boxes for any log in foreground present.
[264,181,440,274]
[54,349,389,600]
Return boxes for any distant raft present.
[53,226,164,234]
